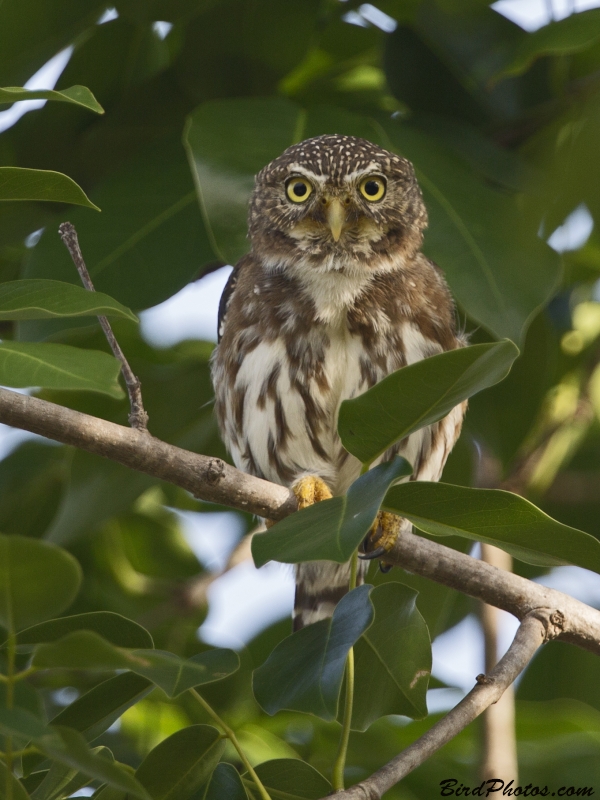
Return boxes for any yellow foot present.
[360,511,401,570]
[293,475,333,509]
[265,475,332,528]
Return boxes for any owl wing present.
[217,267,239,343]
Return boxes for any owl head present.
[248,134,427,270]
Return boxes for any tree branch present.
[2,386,600,658]
[329,611,549,800]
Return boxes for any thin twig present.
[58,221,149,432]
[330,611,550,800]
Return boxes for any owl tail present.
[293,560,368,631]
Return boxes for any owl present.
[211,134,465,630]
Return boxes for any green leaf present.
[202,764,247,800]
[0,534,81,631]
[0,84,104,113]
[253,585,374,720]
[0,168,99,211]
[0,342,124,398]
[135,726,225,800]
[32,631,240,697]
[338,341,519,465]
[378,119,561,344]
[184,96,304,264]
[15,612,153,650]
[50,673,153,742]
[0,280,136,322]
[253,457,411,567]
[250,759,332,800]
[383,482,600,572]
[31,746,111,800]
[349,583,431,731]
[0,758,30,800]
[497,9,600,80]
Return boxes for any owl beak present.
[325,198,346,242]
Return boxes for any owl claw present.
[292,475,332,509]
[358,546,386,561]
[359,511,401,568]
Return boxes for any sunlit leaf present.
[253,585,374,720]
[0,534,81,631]
[135,726,225,800]
[338,341,519,465]
[383,482,600,571]
[0,280,136,322]
[252,457,411,567]
[0,84,103,113]
[350,583,431,730]
[0,168,99,210]
[0,342,124,397]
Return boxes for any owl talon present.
[379,561,393,574]
[358,546,386,561]
[292,475,332,509]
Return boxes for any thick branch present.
[2,386,600,657]
[330,612,548,800]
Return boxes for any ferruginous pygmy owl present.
[212,134,466,630]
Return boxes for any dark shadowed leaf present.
[252,457,411,567]
[0,534,81,631]
[0,342,124,397]
[0,84,103,112]
[15,612,153,650]
[251,759,332,800]
[253,585,374,720]
[0,168,99,210]
[383,483,600,571]
[496,9,600,80]
[31,746,112,800]
[338,341,519,465]
[0,759,30,800]
[135,726,225,800]
[201,763,247,800]
[32,631,239,696]
[0,280,136,321]
[350,583,431,730]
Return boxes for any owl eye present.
[286,177,313,203]
[359,176,386,202]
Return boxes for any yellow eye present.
[359,176,386,202]
[286,177,313,203]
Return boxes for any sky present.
[1,0,600,713]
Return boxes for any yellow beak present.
[326,198,346,242]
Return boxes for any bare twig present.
[58,221,149,432]
[479,544,517,783]
[330,612,550,800]
[1,385,600,658]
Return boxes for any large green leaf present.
[0,534,81,632]
[32,631,240,697]
[0,168,99,211]
[0,759,30,800]
[50,673,153,742]
[0,280,136,322]
[184,96,303,263]
[202,764,247,800]
[378,119,561,344]
[31,746,111,800]
[383,482,600,571]
[250,760,332,800]
[253,585,374,720]
[0,710,148,799]
[135,726,225,800]
[349,583,430,731]
[22,137,215,315]
[252,457,411,567]
[14,612,153,650]
[496,9,600,80]
[338,340,519,465]
[0,342,124,397]
[0,84,103,113]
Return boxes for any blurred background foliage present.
[2,0,600,796]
